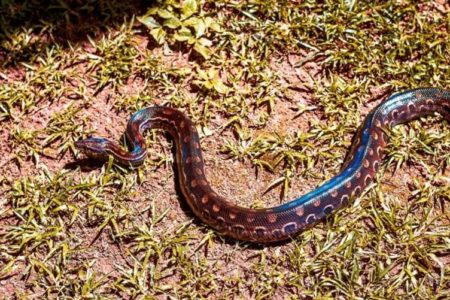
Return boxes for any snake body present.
[75,88,450,243]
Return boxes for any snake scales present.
[75,88,450,243]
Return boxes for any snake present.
[75,88,450,243]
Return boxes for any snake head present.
[75,137,111,160]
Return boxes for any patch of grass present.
[87,21,139,92]
[0,0,449,298]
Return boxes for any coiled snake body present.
[76,88,450,243]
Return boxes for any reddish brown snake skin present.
[75,88,450,243]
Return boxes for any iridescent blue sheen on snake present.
[75,88,450,243]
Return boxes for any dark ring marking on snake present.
[75,88,450,243]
